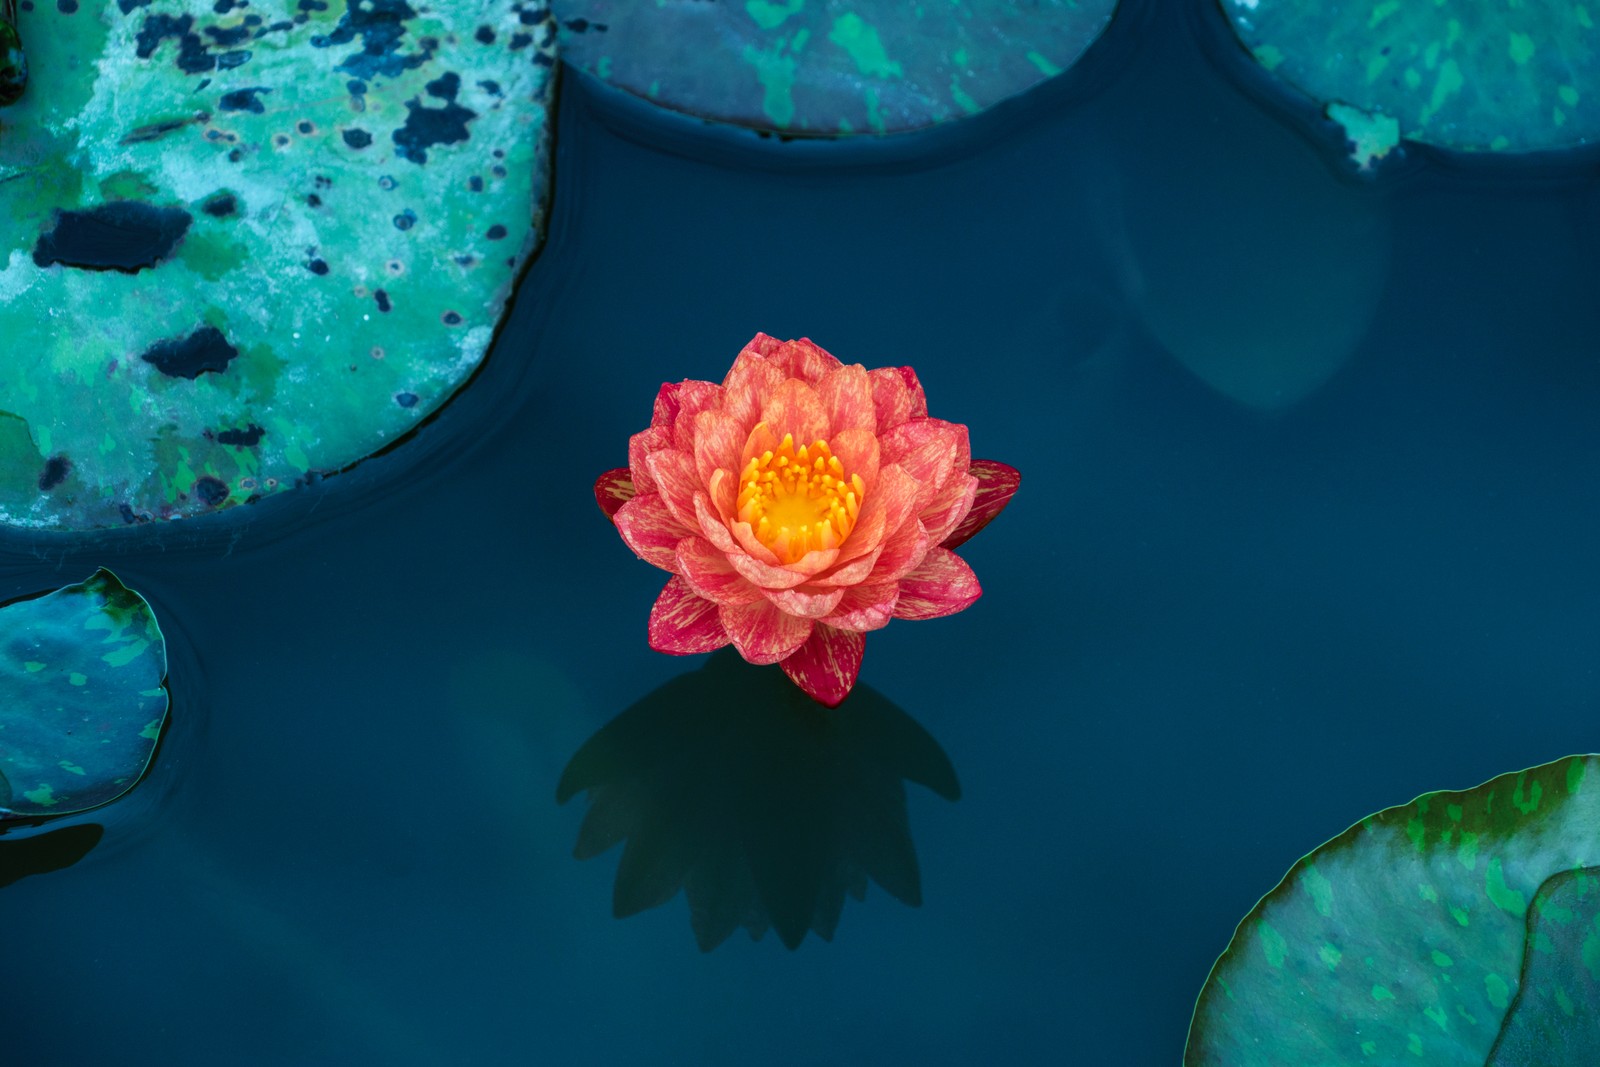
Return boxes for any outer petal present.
[693,409,745,489]
[867,365,927,432]
[780,625,865,708]
[869,520,932,584]
[728,546,824,590]
[818,363,876,436]
[809,544,883,587]
[676,537,765,607]
[645,449,703,531]
[760,379,829,445]
[594,468,634,520]
[615,494,693,571]
[758,583,846,619]
[650,381,682,431]
[648,577,732,654]
[670,380,726,452]
[880,418,970,509]
[819,580,899,632]
[919,472,979,548]
[627,425,671,495]
[719,600,814,665]
[892,548,983,620]
[941,460,1021,549]
[836,464,919,567]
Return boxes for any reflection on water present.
[557,649,960,951]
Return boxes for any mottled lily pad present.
[557,649,960,950]
[0,570,168,824]
[1187,755,1600,1065]
[552,0,1117,135]
[1221,0,1600,162]
[0,0,556,528]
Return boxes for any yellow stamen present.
[736,428,866,564]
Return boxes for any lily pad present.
[0,0,557,529]
[1220,0,1600,160]
[557,649,960,950]
[0,570,168,824]
[1186,755,1600,1065]
[552,0,1117,135]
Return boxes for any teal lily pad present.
[1220,0,1600,162]
[1186,755,1600,1065]
[552,0,1118,135]
[0,0,556,529]
[557,650,960,950]
[0,569,168,824]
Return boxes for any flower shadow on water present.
[556,649,960,951]
[0,822,102,888]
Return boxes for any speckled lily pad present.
[1186,755,1600,1065]
[552,0,1117,135]
[0,570,168,824]
[1221,0,1600,163]
[557,649,960,950]
[0,0,556,529]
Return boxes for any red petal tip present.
[941,459,1020,549]
[594,467,636,521]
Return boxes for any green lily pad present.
[1220,0,1600,161]
[557,649,960,950]
[552,0,1117,135]
[0,0,556,529]
[1186,755,1600,1065]
[0,569,168,824]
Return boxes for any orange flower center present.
[736,432,865,564]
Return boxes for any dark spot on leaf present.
[374,289,391,312]
[395,391,418,407]
[442,311,461,325]
[33,202,193,273]
[307,258,329,274]
[219,87,270,113]
[216,424,265,446]
[485,223,506,240]
[57,0,79,14]
[311,0,432,81]
[135,14,218,74]
[140,326,240,379]
[201,192,238,217]
[425,71,460,100]
[392,96,477,164]
[342,127,372,148]
[474,25,494,44]
[38,456,70,491]
[204,24,252,47]
[193,476,230,507]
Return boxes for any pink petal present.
[722,351,786,428]
[780,625,865,708]
[867,366,927,433]
[882,418,970,512]
[892,548,982,620]
[942,460,1021,549]
[760,379,829,446]
[896,366,929,419]
[819,580,899,632]
[676,537,765,606]
[614,494,693,570]
[695,491,742,555]
[828,427,880,495]
[772,337,842,383]
[648,577,732,654]
[737,333,787,361]
[759,583,846,619]
[920,472,979,547]
[708,467,738,523]
[836,464,918,567]
[810,544,884,587]
[719,600,814,664]
[594,468,634,520]
[869,520,932,584]
[729,517,784,567]
[670,380,725,451]
[818,363,876,435]
[627,426,670,495]
[729,546,824,590]
[650,381,682,430]
[645,449,703,531]
[693,409,745,489]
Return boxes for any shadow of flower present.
[0,822,102,888]
[557,649,960,950]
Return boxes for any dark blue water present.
[5,5,1600,1063]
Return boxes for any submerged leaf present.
[0,570,168,824]
[1187,755,1600,1065]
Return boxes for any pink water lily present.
[596,334,1020,707]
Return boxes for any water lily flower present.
[595,334,1020,707]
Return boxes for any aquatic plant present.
[1187,755,1600,1065]
[596,333,1018,706]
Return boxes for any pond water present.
[4,6,1600,1065]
